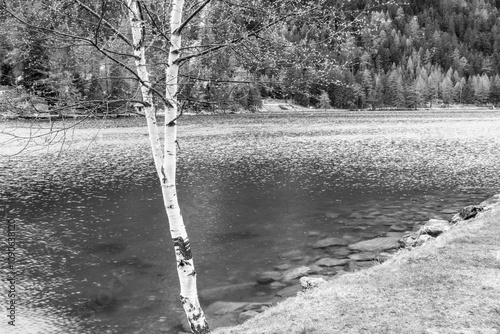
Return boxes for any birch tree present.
[127,1,210,332]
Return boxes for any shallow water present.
[1,110,500,333]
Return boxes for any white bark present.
[127,1,209,333]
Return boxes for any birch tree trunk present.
[127,1,210,333]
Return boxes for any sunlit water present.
[1,110,500,333]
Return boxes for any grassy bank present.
[214,197,500,334]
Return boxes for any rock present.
[315,258,349,267]
[347,252,375,261]
[329,247,351,256]
[348,236,401,252]
[208,313,239,330]
[269,281,286,289]
[357,261,376,269]
[300,276,326,291]
[282,266,311,281]
[276,284,302,298]
[344,261,375,272]
[237,310,259,324]
[390,224,407,232]
[440,208,457,214]
[342,234,362,243]
[200,282,256,299]
[306,231,321,237]
[307,264,324,274]
[399,233,418,248]
[386,231,406,238]
[412,224,425,232]
[419,219,451,237]
[242,303,271,312]
[206,301,249,315]
[312,237,349,248]
[451,205,484,223]
[274,263,292,271]
[343,261,362,272]
[416,234,434,246]
[256,271,282,284]
[377,252,393,262]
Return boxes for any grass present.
[213,202,500,334]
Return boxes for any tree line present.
[1,0,500,114]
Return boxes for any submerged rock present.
[329,247,351,256]
[200,282,256,300]
[274,263,292,271]
[386,231,407,238]
[348,236,401,252]
[315,258,349,267]
[256,271,282,284]
[312,237,349,249]
[344,261,376,272]
[269,281,286,289]
[282,266,311,281]
[347,252,376,261]
[390,224,407,232]
[307,264,325,274]
[206,301,249,315]
[276,284,302,297]
[238,310,259,324]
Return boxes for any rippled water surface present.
[1,109,500,333]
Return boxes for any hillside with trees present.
[1,0,500,113]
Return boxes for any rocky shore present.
[175,194,500,333]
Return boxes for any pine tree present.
[490,74,500,106]
[318,90,331,110]
[415,75,429,107]
[440,76,454,105]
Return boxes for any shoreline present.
[212,195,500,334]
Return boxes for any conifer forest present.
[1,0,500,113]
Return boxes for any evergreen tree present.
[415,75,429,107]
[318,90,331,110]
[490,74,500,106]
[440,76,454,105]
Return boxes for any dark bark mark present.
[136,1,146,48]
[179,296,210,333]
[160,166,167,184]
[173,237,192,260]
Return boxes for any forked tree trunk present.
[127,1,210,333]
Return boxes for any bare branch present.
[176,0,211,35]
[73,0,133,47]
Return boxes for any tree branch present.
[74,0,133,47]
[176,0,211,35]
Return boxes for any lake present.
[1,109,500,333]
